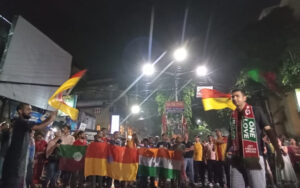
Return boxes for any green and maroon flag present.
[59,145,87,172]
[247,69,278,91]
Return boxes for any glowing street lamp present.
[196,65,208,77]
[173,47,188,62]
[142,63,155,76]
[131,105,141,114]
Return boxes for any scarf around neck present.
[230,103,261,169]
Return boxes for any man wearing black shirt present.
[228,89,284,188]
[156,133,171,149]
[2,103,57,188]
[182,133,194,185]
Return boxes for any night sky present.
[0,0,280,88]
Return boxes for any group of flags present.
[58,143,183,181]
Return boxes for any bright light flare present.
[196,66,208,77]
[142,63,155,76]
[173,47,188,62]
[131,105,141,114]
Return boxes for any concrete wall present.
[268,91,300,137]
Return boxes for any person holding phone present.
[43,129,62,188]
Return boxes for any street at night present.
[0,0,300,187]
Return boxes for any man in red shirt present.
[73,131,87,146]
[71,130,87,187]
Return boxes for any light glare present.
[142,63,155,76]
[196,66,208,77]
[173,47,187,62]
[131,105,141,114]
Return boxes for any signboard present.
[78,112,96,130]
[196,86,213,98]
[164,101,186,136]
[78,122,87,131]
[110,115,120,134]
[58,95,77,117]
[165,101,184,113]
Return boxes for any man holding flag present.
[227,89,284,188]
[2,103,57,188]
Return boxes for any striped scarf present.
[230,103,261,169]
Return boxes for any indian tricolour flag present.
[138,148,183,179]
[59,145,87,172]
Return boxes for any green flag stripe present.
[59,145,87,158]
[138,165,180,179]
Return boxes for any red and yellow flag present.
[200,89,236,111]
[48,70,86,120]
[84,142,139,181]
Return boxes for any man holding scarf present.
[227,89,284,188]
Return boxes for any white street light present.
[131,105,141,114]
[196,65,208,77]
[173,47,188,62]
[142,63,155,76]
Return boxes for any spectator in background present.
[60,125,75,187]
[61,125,75,145]
[170,137,176,148]
[193,135,205,186]
[172,136,186,187]
[154,136,159,146]
[263,134,276,187]
[71,131,88,188]
[97,128,108,142]
[127,133,139,148]
[73,131,87,146]
[206,135,216,187]
[43,129,62,188]
[157,133,171,149]
[141,138,150,148]
[33,132,47,185]
[215,130,229,188]
[148,137,155,148]
[110,131,123,146]
[182,133,195,186]
[156,133,171,187]
[288,138,300,173]
[278,138,298,187]
[26,129,35,187]
[0,122,11,179]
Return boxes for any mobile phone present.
[56,139,62,144]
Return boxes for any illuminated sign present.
[110,115,120,134]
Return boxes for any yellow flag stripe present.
[48,77,81,120]
[202,97,236,111]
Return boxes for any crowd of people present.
[0,89,300,188]
[1,121,299,188]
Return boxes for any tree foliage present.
[182,83,195,128]
[233,7,300,99]
[280,51,300,90]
